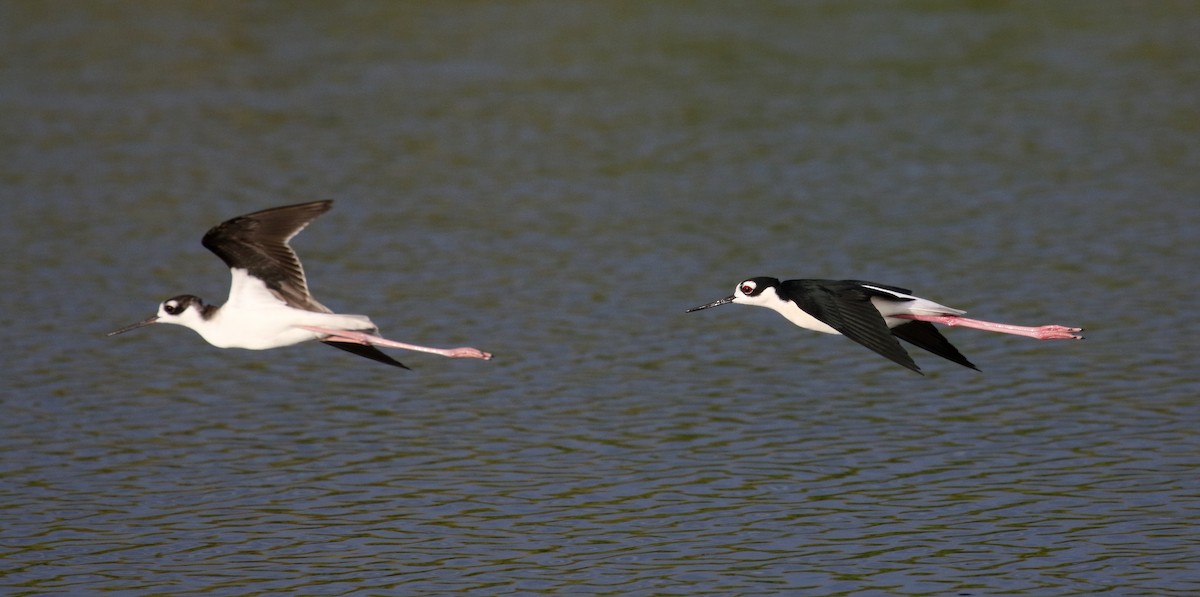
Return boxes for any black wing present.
[782,280,922,374]
[322,341,410,370]
[201,201,333,312]
[890,321,979,371]
[846,280,913,296]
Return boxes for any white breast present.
[772,300,841,334]
[200,309,378,349]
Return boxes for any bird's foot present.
[1035,325,1085,340]
[446,347,493,360]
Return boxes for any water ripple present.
[4,2,1200,595]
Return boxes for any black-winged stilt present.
[108,200,493,368]
[687,277,1082,373]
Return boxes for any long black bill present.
[107,316,159,336]
[686,295,735,312]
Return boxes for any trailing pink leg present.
[300,326,493,359]
[894,315,1084,340]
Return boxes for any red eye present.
[740,285,753,294]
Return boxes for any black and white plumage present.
[687,277,1083,374]
[107,201,493,368]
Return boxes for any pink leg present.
[301,326,493,360]
[894,315,1084,340]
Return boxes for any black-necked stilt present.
[107,200,493,369]
[687,277,1083,374]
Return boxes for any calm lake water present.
[3,2,1199,595]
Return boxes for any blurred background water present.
[2,2,1198,595]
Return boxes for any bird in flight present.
[688,277,1082,373]
[108,200,492,369]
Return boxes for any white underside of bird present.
[177,268,379,350]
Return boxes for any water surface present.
[2,2,1198,595]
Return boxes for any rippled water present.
[3,2,1199,595]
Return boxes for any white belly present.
[773,301,840,334]
[199,307,377,350]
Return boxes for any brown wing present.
[201,201,333,312]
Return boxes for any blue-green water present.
[3,2,1198,594]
